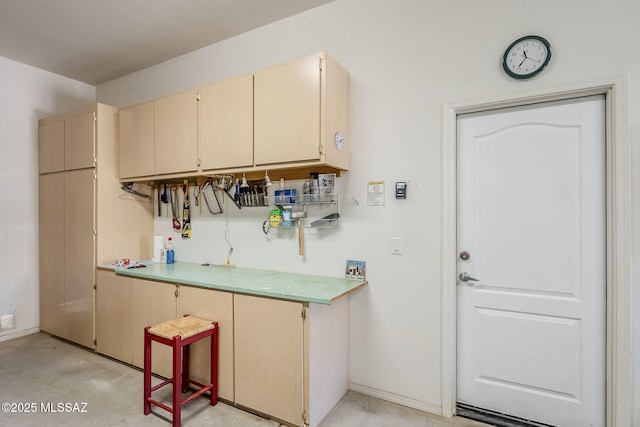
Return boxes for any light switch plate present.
[391,237,403,255]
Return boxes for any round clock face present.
[503,35,551,79]
[334,131,345,150]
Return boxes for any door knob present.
[458,272,479,282]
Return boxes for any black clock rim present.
[502,35,552,80]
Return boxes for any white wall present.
[97,0,639,421]
[0,56,95,341]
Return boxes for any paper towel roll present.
[152,236,164,263]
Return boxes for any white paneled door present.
[456,96,605,426]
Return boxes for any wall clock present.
[334,131,345,150]
[502,35,551,79]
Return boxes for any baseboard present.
[0,327,40,343]
[348,382,442,416]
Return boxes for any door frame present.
[441,74,631,426]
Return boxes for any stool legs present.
[182,342,190,394]
[143,326,152,415]
[210,322,219,406]
[143,318,218,427]
[172,335,182,427]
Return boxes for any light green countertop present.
[109,262,367,305]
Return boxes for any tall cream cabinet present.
[38,103,154,348]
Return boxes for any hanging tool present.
[157,186,161,216]
[121,182,151,199]
[212,174,242,210]
[201,181,223,214]
[161,184,169,217]
[170,185,180,230]
[298,219,305,256]
[193,183,201,214]
[181,180,191,239]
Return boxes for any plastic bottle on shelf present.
[166,237,175,264]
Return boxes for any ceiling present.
[0,0,333,86]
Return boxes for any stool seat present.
[144,314,219,427]
[148,316,215,340]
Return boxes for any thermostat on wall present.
[395,182,407,199]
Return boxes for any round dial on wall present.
[502,35,551,79]
[334,131,345,150]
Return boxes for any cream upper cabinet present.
[65,111,95,170]
[199,75,254,171]
[154,90,198,176]
[119,101,155,179]
[38,121,65,173]
[117,51,349,179]
[254,52,350,170]
[254,54,321,165]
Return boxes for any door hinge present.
[196,93,201,101]
[319,57,323,72]
[302,410,309,426]
[93,338,97,346]
[93,112,97,123]
[175,288,179,298]
[93,283,97,290]
[301,307,306,320]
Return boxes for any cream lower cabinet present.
[131,278,177,378]
[177,286,234,401]
[234,294,349,427]
[234,294,304,425]
[97,277,349,427]
[96,271,133,363]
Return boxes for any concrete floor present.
[0,332,490,427]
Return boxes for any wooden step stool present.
[143,315,219,427]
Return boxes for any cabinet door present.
[154,90,198,175]
[234,295,304,424]
[39,173,65,336]
[132,279,177,377]
[38,121,65,173]
[96,271,133,364]
[119,102,155,179]
[200,75,254,171]
[254,55,321,165]
[64,169,96,348]
[178,286,234,401]
[65,111,95,170]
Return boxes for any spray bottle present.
[166,237,175,264]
